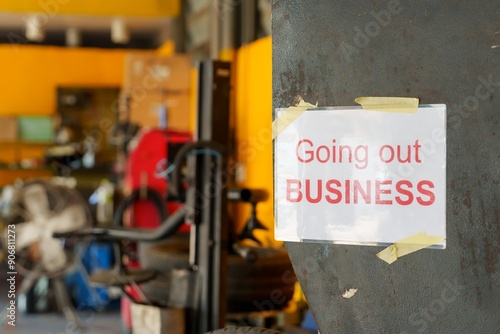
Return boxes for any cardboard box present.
[128,92,190,131]
[0,116,18,142]
[130,303,184,334]
[123,53,191,94]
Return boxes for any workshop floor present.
[0,263,122,334]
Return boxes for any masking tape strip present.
[376,232,445,264]
[355,97,419,113]
[272,99,317,139]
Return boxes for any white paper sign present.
[274,105,446,247]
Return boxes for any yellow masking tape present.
[355,97,419,113]
[272,99,317,139]
[376,232,445,264]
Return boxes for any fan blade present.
[22,184,51,221]
[40,237,67,272]
[49,205,87,234]
[15,221,43,250]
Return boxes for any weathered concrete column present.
[273,1,499,333]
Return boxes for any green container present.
[18,116,54,142]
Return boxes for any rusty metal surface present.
[272,1,499,333]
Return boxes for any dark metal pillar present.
[190,60,231,333]
[273,1,499,333]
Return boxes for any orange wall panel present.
[0,45,133,174]
[0,0,179,17]
[0,45,129,116]
[234,37,275,244]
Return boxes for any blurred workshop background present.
[0,1,317,334]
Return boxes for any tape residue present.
[272,99,317,139]
[376,232,445,264]
[342,288,358,299]
[355,97,419,113]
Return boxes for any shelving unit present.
[0,141,53,187]
[0,140,51,162]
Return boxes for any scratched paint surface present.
[272,1,499,333]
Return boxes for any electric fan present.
[1,180,91,328]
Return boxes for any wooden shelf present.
[0,167,52,172]
[0,141,52,170]
[0,168,52,187]
[0,141,53,146]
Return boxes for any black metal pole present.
[190,60,231,334]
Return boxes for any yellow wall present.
[0,45,130,116]
[0,45,134,184]
[234,37,275,244]
[0,0,179,17]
